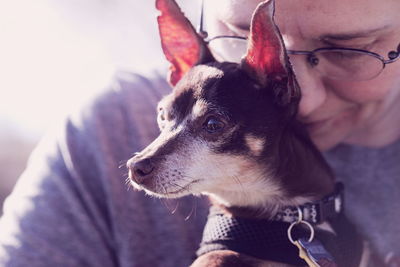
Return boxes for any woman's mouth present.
[303,108,356,136]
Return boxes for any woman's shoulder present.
[66,69,171,148]
[89,69,171,122]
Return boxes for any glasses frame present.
[198,0,400,78]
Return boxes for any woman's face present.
[204,0,400,150]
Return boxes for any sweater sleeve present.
[0,70,206,267]
[0,124,120,266]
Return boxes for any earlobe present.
[156,0,214,86]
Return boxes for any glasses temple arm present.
[197,0,208,38]
[287,50,314,55]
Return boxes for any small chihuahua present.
[127,0,365,266]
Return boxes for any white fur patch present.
[181,139,285,209]
[244,134,265,156]
[191,99,208,120]
[192,65,224,80]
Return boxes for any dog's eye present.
[203,116,225,133]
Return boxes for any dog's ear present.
[241,0,300,107]
[156,0,214,86]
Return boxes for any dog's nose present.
[128,158,154,184]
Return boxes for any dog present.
[127,0,366,266]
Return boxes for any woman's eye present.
[203,116,225,133]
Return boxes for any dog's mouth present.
[164,179,201,195]
[133,178,202,198]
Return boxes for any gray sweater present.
[0,70,399,266]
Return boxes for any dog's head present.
[127,0,303,208]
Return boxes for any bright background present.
[0,0,198,214]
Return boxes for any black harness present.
[197,183,363,266]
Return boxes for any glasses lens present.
[314,49,384,81]
[208,37,247,63]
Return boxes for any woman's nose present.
[289,56,328,118]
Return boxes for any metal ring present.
[296,206,303,222]
[287,220,315,244]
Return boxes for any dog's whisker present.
[125,178,134,192]
[185,197,197,221]
[159,184,173,211]
[118,160,128,169]
[160,198,173,212]
[171,200,180,215]
[168,181,186,191]
[159,184,182,216]
[232,174,246,194]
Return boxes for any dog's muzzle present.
[127,157,155,185]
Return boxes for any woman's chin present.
[309,125,353,151]
[307,111,358,151]
[311,135,342,151]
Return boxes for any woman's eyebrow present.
[319,25,390,41]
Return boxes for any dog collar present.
[197,182,363,266]
[197,211,310,265]
[273,182,344,225]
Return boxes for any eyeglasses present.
[198,2,400,81]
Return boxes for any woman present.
[203,0,400,264]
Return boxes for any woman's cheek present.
[328,75,395,104]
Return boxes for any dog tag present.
[294,238,337,267]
